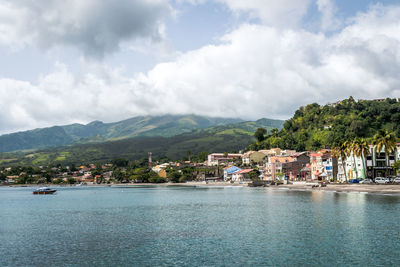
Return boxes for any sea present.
[1,185,400,266]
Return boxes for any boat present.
[33,187,57,195]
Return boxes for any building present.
[242,151,266,165]
[365,145,398,178]
[207,153,242,166]
[242,151,255,165]
[310,151,337,180]
[223,166,242,181]
[263,152,310,181]
[259,148,281,157]
[152,164,169,178]
[337,153,366,181]
[232,169,254,182]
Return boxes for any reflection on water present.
[0,186,400,266]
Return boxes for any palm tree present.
[344,140,355,179]
[352,137,370,179]
[346,139,362,178]
[332,142,348,181]
[372,129,397,177]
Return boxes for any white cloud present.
[1,4,400,134]
[317,0,341,31]
[217,0,312,27]
[0,0,172,58]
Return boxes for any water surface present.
[1,186,400,266]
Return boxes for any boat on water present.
[33,187,57,195]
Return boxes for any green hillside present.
[0,118,284,166]
[0,114,248,152]
[251,97,400,151]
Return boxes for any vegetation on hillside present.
[0,118,283,167]
[0,114,283,153]
[249,97,400,151]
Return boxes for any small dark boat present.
[33,187,57,195]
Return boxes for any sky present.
[1,0,400,134]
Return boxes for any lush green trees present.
[248,170,260,181]
[148,171,166,183]
[352,138,370,179]
[67,177,77,184]
[372,129,397,176]
[168,170,182,183]
[254,128,267,142]
[111,158,129,167]
[250,98,400,151]
[192,151,208,163]
[372,129,397,155]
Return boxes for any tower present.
[148,152,152,168]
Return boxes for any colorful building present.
[310,151,337,180]
[223,166,242,181]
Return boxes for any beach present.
[278,183,400,195]
[5,181,400,195]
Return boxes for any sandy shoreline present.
[3,182,400,195]
[279,183,400,195]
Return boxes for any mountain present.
[0,114,284,153]
[0,118,284,166]
[251,97,400,151]
[0,115,242,152]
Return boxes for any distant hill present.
[0,118,284,166]
[0,114,284,153]
[252,97,400,151]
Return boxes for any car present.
[375,177,390,184]
[349,179,361,184]
[393,177,400,184]
[360,179,373,184]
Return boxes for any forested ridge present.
[250,97,400,151]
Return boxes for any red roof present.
[310,153,322,157]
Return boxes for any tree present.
[193,151,208,163]
[69,164,77,172]
[271,128,279,137]
[67,177,77,184]
[372,129,397,177]
[352,137,370,179]
[168,170,182,183]
[393,161,400,176]
[113,168,124,182]
[347,139,359,178]
[254,128,267,142]
[148,170,166,183]
[186,150,192,162]
[332,143,348,181]
[111,158,129,167]
[248,170,260,181]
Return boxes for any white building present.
[208,153,243,166]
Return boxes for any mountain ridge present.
[0,117,285,166]
[0,114,284,153]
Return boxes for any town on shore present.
[2,98,400,187]
[2,140,400,187]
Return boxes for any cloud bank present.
[0,0,172,58]
[1,3,400,134]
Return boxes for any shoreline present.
[3,182,400,195]
[279,183,400,195]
